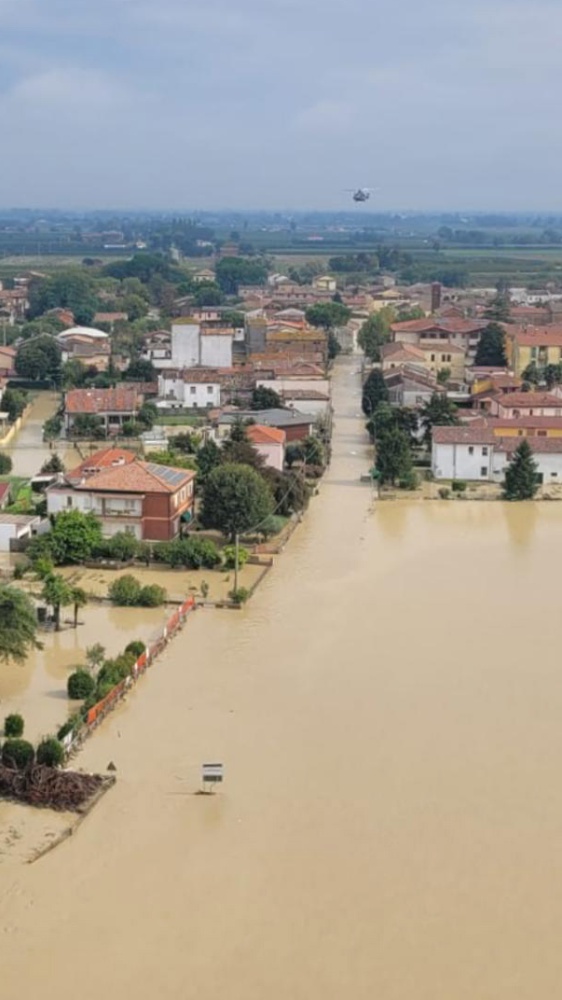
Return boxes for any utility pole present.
[234,532,239,593]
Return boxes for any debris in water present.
[107,761,117,772]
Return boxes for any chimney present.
[431,282,442,314]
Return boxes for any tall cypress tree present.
[503,439,539,500]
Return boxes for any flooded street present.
[5,391,78,476]
[2,356,562,998]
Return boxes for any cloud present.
[0,0,561,208]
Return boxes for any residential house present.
[276,388,331,416]
[246,424,286,470]
[417,341,466,382]
[383,365,442,408]
[57,326,111,371]
[380,342,428,371]
[64,387,141,434]
[487,392,562,419]
[171,319,234,369]
[391,317,487,362]
[504,325,562,376]
[431,425,562,485]
[141,329,172,368]
[192,268,216,284]
[0,288,28,325]
[0,346,16,376]
[0,513,42,552]
[312,275,337,292]
[158,368,222,409]
[214,408,314,443]
[47,453,195,541]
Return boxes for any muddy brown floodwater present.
[4,391,79,478]
[2,356,562,998]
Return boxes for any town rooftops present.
[70,448,137,478]
[432,425,496,445]
[66,459,195,495]
[58,325,110,340]
[496,436,562,454]
[495,392,562,407]
[65,387,139,414]
[391,317,486,335]
[279,388,330,401]
[246,424,286,446]
[506,324,562,346]
[380,342,426,362]
[218,408,315,428]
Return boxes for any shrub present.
[4,713,24,737]
[36,737,65,767]
[124,640,146,658]
[200,580,209,599]
[2,739,34,770]
[222,545,249,570]
[0,452,12,475]
[153,537,221,569]
[260,515,286,538]
[139,584,166,607]
[229,587,250,605]
[398,470,419,491]
[108,574,142,605]
[438,487,451,500]
[67,669,96,700]
[57,714,81,741]
[451,480,467,493]
[104,531,139,562]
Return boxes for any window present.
[482,447,488,456]
[430,354,435,362]
[468,446,474,455]
[518,430,524,436]
[552,472,558,477]
[531,347,537,359]
[190,386,196,394]
[66,496,73,508]
[480,467,487,477]
[538,430,547,437]
[207,385,213,394]
[529,410,534,416]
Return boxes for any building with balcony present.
[46,449,195,541]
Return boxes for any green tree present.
[28,269,98,324]
[357,309,394,361]
[484,285,511,322]
[544,363,562,388]
[327,330,342,359]
[305,302,352,331]
[521,361,541,386]
[85,643,106,673]
[2,388,27,424]
[420,392,460,446]
[62,358,88,388]
[43,414,63,441]
[138,401,158,428]
[15,335,62,380]
[0,453,12,475]
[200,463,274,540]
[376,428,414,485]
[474,322,507,366]
[193,283,224,306]
[362,369,389,415]
[70,586,87,628]
[301,435,324,467]
[367,402,418,444]
[36,737,65,767]
[503,439,540,500]
[196,439,222,481]
[285,442,303,468]
[108,574,142,606]
[437,367,451,385]
[123,358,157,382]
[71,414,105,439]
[4,713,24,737]
[123,294,149,321]
[221,422,265,469]
[41,573,73,631]
[41,453,65,474]
[251,386,282,410]
[215,257,268,294]
[0,585,41,663]
[49,510,103,564]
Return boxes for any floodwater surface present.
[5,391,78,476]
[2,357,562,998]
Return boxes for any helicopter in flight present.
[346,187,376,203]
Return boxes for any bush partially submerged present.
[4,713,24,737]
[108,575,166,607]
[36,737,65,768]
[2,739,35,770]
[67,670,96,700]
[222,545,249,570]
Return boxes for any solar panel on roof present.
[145,463,187,487]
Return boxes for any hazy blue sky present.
[1,0,560,210]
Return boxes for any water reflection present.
[502,499,539,550]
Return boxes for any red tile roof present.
[74,459,194,494]
[247,424,286,446]
[497,436,562,454]
[432,425,496,445]
[65,387,139,414]
[506,324,562,346]
[70,448,137,478]
[496,392,562,408]
[392,318,486,335]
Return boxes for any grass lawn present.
[154,415,202,427]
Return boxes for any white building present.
[171,322,233,369]
[158,369,221,409]
[0,513,42,552]
[432,425,562,485]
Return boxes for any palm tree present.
[0,585,42,662]
[70,586,87,628]
[41,573,73,632]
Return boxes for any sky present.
[1,0,561,211]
